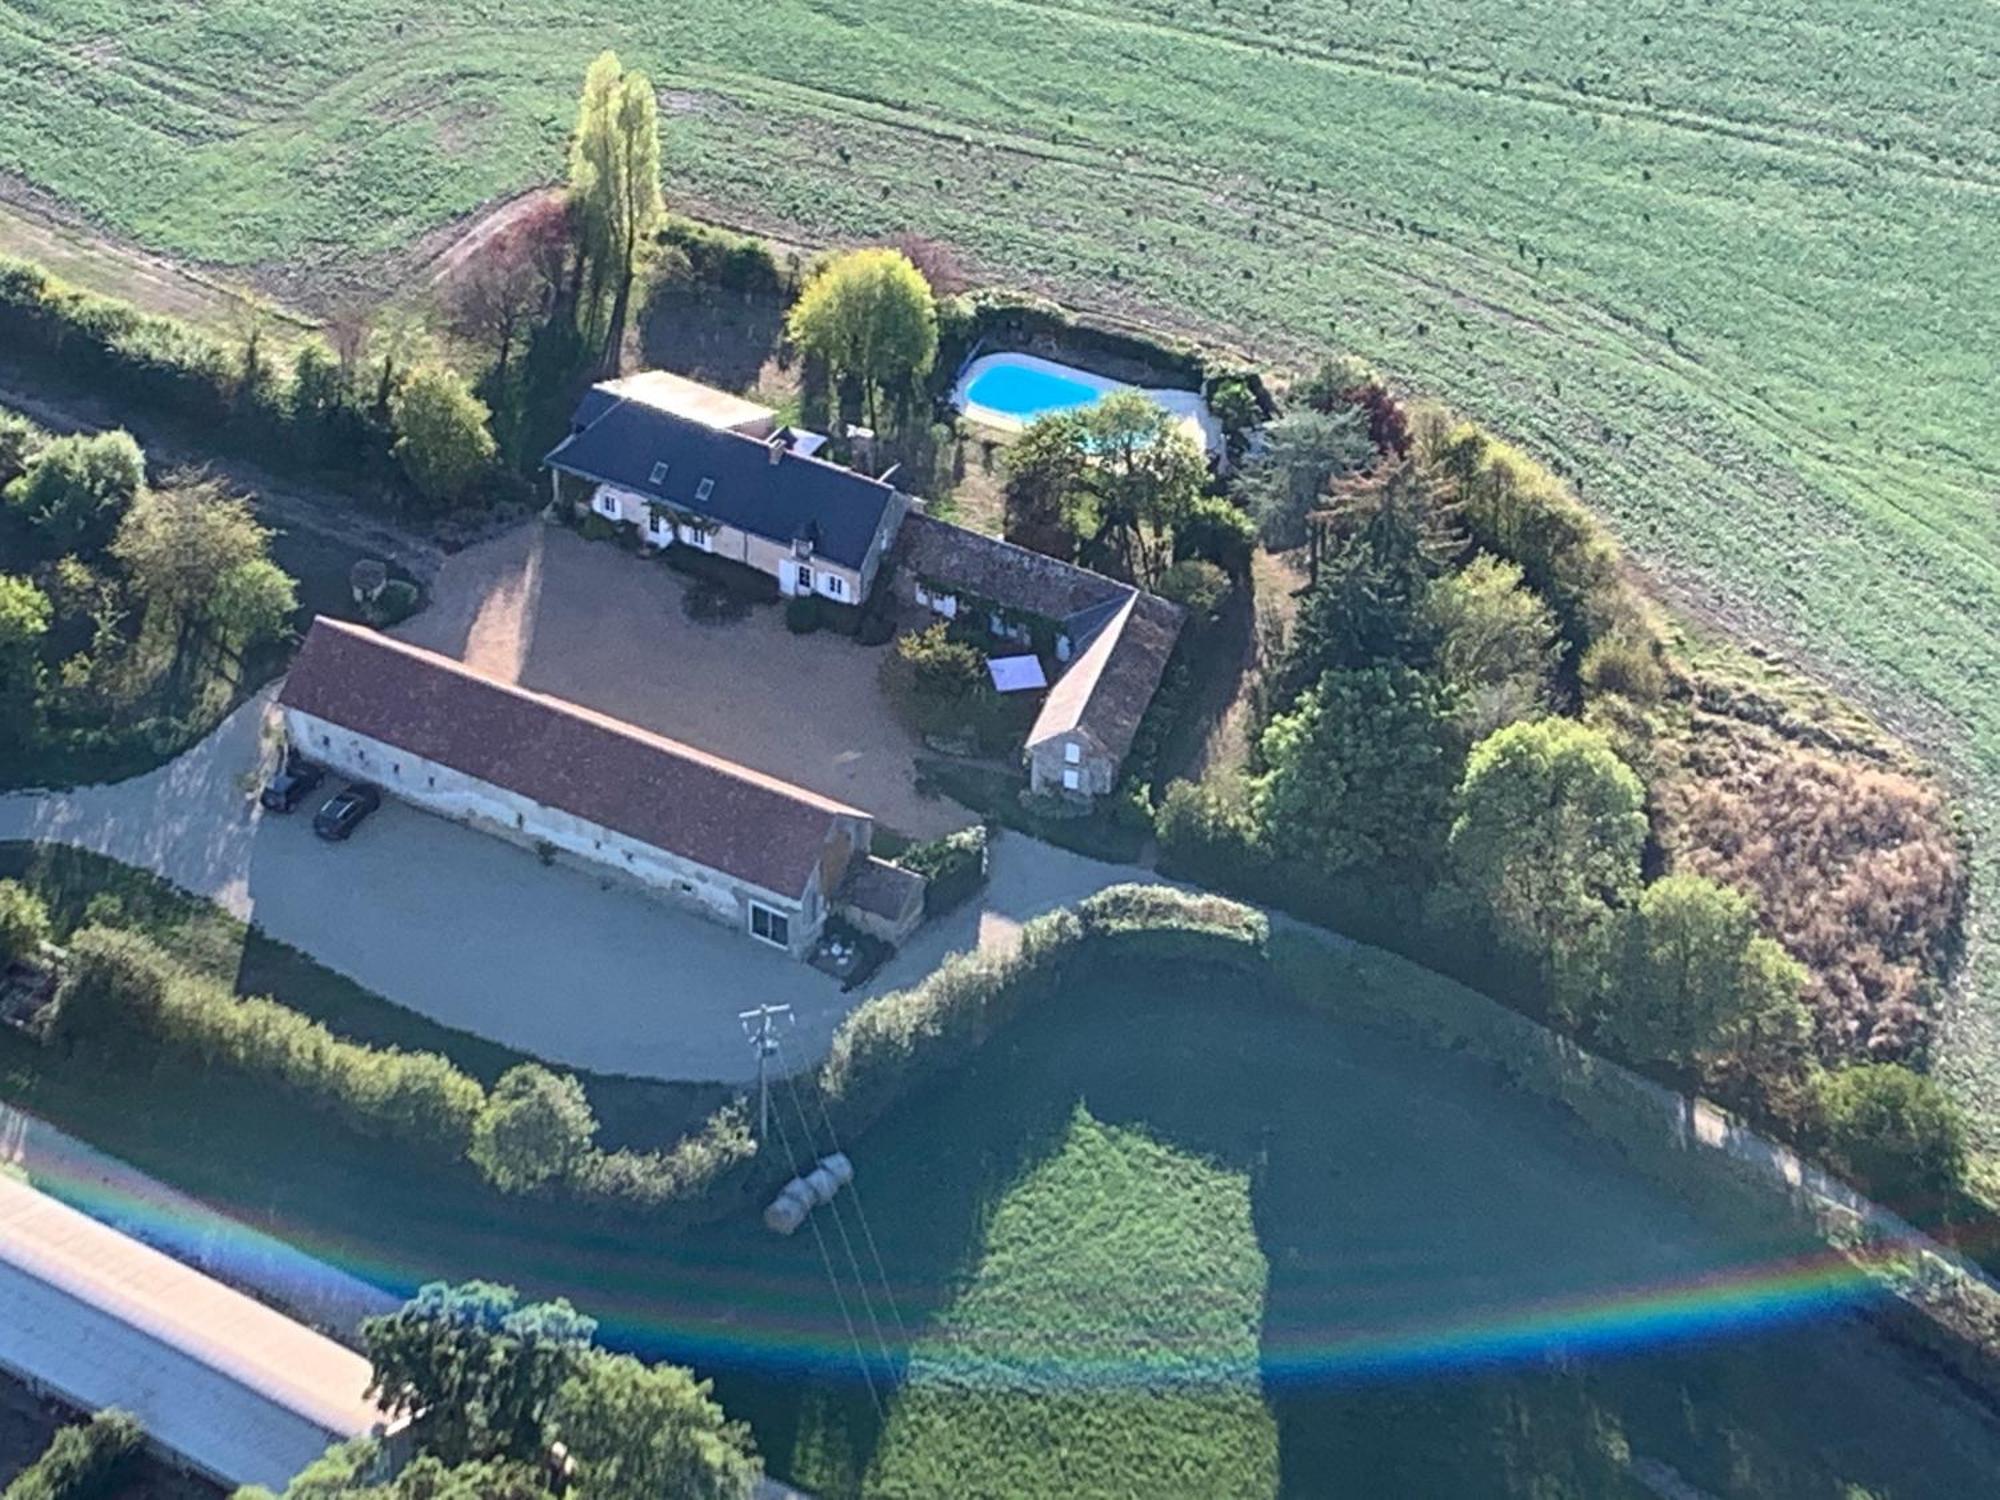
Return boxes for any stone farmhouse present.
[280,619,922,958]
[892,513,1185,801]
[543,373,1187,810]
[543,370,910,608]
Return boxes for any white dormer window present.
[1064,742,1082,766]
[695,477,715,503]
[649,462,669,485]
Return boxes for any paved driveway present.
[0,693,1153,1082]
[396,524,974,839]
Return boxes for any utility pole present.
[738,1003,791,1142]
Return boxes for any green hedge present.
[2,1411,143,1500]
[937,290,1209,394]
[898,824,990,916]
[0,256,396,485]
[53,927,485,1159]
[658,217,787,296]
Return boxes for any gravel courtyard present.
[395,524,974,839]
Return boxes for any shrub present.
[897,623,986,702]
[0,877,51,965]
[1580,625,1668,705]
[365,578,423,627]
[898,824,990,915]
[2,1411,143,1500]
[784,594,821,634]
[1155,558,1230,617]
[1815,1063,1966,1207]
[50,925,174,1044]
[576,510,619,543]
[1173,493,1257,574]
[1430,422,1639,662]
[471,1064,599,1193]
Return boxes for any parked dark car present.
[260,758,325,813]
[313,783,382,841]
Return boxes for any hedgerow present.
[1,1411,143,1500]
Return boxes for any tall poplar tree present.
[567,51,663,364]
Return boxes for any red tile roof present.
[280,619,865,899]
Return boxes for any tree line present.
[1153,360,1968,1212]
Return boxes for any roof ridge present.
[305,620,869,820]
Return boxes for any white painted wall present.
[284,707,827,956]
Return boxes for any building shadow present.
[638,281,787,396]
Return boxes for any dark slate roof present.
[893,512,1127,624]
[545,396,897,570]
[281,619,865,900]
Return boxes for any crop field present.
[4,5,1998,1121]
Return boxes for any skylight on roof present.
[649,461,669,485]
[695,477,715,502]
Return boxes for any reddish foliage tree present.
[882,231,967,297]
[442,198,571,379]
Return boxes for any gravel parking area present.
[0,692,1151,1082]
[397,524,974,839]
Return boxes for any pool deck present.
[953,350,1222,457]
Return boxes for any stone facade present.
[284,706,855,958]
[1026,728,1116,802]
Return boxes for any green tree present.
[786,247,938,433]
[1274,462,1455,706]
[567,53,663,359]
[211,559,298,649]
[1234,406,1373,550]
[0,573,52,724]
[1423,554,1561,738]
[290,339,347,424]
[361,1282,597,1465]
[1155,558,1231,617]
[0,408,46,488]
[0,879,51,966]
[1207,377,1260,464]
[1255,666,1462,878]
[1174,492,1257,574]
[569,53,664,356]
[1002,412,1088,559]
[1071,392,1206,586]
[391,368,497,508]
[109,474,271,634]
[551,1351,760,1500]
[469,1064,598,1192]
[261,1444,557,1500]
[1816,1064,1966,1206]
[2,1410,142,1500]
[1448,718,1647,960]
[4,430,145,558]
[1598,874,1808,1071]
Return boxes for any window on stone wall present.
[749,903,791,948]
[1064,742,1082,765]
[1063,767,1081,792]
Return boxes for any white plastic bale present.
[819,1153,855,1187]
[763,1189,811,1235]
[804,1167,840,1205]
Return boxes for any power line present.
[763,1067,884,1420]
[774,1045,900,1378]
[775,1036,912,1350]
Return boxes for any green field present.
[4,0,1996,1133]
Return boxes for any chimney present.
[767,433,787,466]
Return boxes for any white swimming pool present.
[952,351,1221,456]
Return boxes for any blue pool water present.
[964,361,1103,419]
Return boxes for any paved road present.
[0,693,1153,1082]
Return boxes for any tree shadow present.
[637,280,787,395]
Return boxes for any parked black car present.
[260,758,325,813]
[313,783,382,841]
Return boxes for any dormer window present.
[695,477,715,503]
[649,462,669,485]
